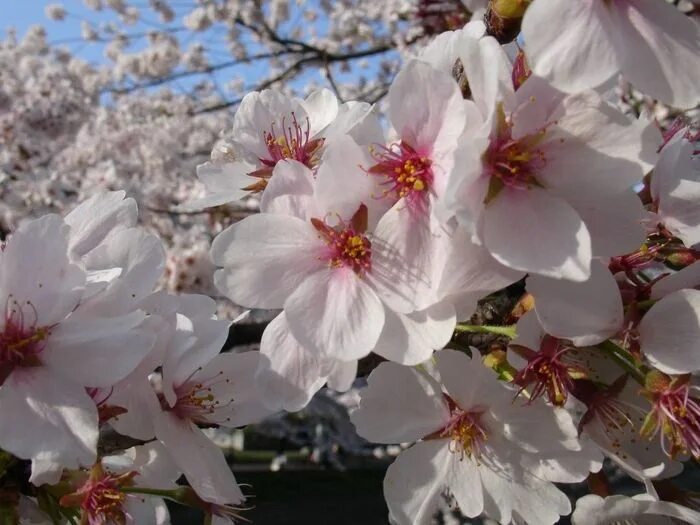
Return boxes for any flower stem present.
[454,324,517,339]
[596,340,646,385]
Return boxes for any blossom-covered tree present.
[2,1,700,524]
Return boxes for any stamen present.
[60,463,136,525]
[511,336,586,406]
[171,371,235,424]
[0,296,50,379]
[244,113,324,193]
[483,103,552,203]
[641,374,700,460]
[441,407,488,462]
[310,205,372,275]
[366,141,433,212]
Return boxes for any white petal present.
[522,0,618,93]
[80,228,166,316]
[544,91,659,196]
[457,33,515,120]
[285,269,384,359]
[256,313,328,411]
[367,205,435,313]
[154,411,244,505]
[109,378,160,440]
[314,135,381,226]
[301,88,339,136]
[196,351,273,427]
[123,498,161,525]
[383,441,452,525]
[64,191,137,259]
[529,260,623,346]
[447,459,483,518]
[639,289,700,374]
[323,101,384,146]
[435,350,507,412]
[511,310,545,350]
[390,60,467,157]
[29,459,64,486]
[651,261,700,300]
[572,493,700,525]
[259,159,315,219]
[350,362,449,443]
[502,470,571,525]
[435,223,523,300]
[210,214,324,309]
[161,313,230,405]
[492,402,582,455]
[183,162,255,210]
[45,310,155,388]
[567,189,647,258]
[372,302,455,365]
[416,28,462,74]
[0,369,97,478]
[326,359,357,392]
[610,0,700,109]
[653,137,700,247]
[482,188,592,281]
[0,215,85,326]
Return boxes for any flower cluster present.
[2,0,700,524]
[0,192,272,523]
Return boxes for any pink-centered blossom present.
[442,32,658,281]
[351,350,599,525]
[0,211,156,485]
[186,88,382,209]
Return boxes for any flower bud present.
[664,249,698,270]
[485,0,531,44]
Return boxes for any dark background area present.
[170,469,389,524]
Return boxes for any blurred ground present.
[169,469,389,524]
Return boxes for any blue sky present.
[4,2,115,64]
[2,2,398,104]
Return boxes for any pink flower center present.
[367,141,433,211]
[642,376,700,460]
[440,404,488,461]
[311,205,372,276]
[0,296,50,382]
[170,370,234,424]
[60,466,136,525]
[244,113,324,193]
[511,336,587,407]
[483,104,550,202]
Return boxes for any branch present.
[105,51,289,94]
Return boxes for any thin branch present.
[105,51,290,94]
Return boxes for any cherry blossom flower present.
[61,443,177,525]
[139,305,272,506]
[210,154,432,361]
[510,311,681,481]
[187,88,381,209]
[442,34,658,281]
[639,371,700,460]
[0,213,156,485]
[351,350,598,524]
[522,0,700,109]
